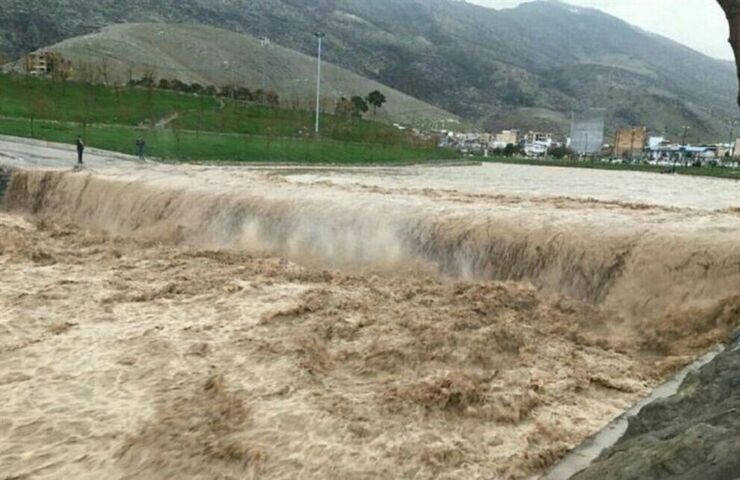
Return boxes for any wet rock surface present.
[573,329,740,480]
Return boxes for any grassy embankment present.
[484,156,740,180]
[0,74,456,163]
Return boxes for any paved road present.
[0,135,143,171]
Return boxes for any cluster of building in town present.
[438,126,740,167]
[438,130,564,157]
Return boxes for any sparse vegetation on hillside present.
[134,76,282,107]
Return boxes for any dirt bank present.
[2,213,736,479]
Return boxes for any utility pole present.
[681,126,690,146]
[314,32,326,134]
[678,126,690,169]
[728,119,738,158]
[259,37,270,93]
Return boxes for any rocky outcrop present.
[572,328,740,480]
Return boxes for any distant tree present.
[144,70,156,87]
[335,97,354,117]
[188,83,203,94]
[503,143,516,157]
[265,90,280,106]
[204,85,218,97]
[351,96,369,117]
[22,55,33,79]
[136,70,156,88]
[158,78,172,90]
[366,90,387,115]
[235,87,253,101]
[96,58,111,85]
[112,85,123,110]
[285,95,301,110]
[170,79,188,92]
[548,145,572,159]
[219,85,238,99]
[77,61,97,85]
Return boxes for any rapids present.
[5,163,740,326]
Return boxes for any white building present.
[524,142,548,157]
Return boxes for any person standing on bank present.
[76,136,85,165]
[135,137,146,161]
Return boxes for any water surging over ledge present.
[6,170,740,319]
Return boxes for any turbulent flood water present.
[2,155,740,479]
[280,163,740,210]
[7,162,740,317]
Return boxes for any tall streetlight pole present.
[728,118,738,158]
[681,125,690,146]
[259,36,270,93]
[679,125,690,169]
[314,32,326,134]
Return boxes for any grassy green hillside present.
[0,73,456,163]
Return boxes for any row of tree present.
[127,76,280,106]
[491,144,522,157]
[335,90,387,118]
[129,77,390,117]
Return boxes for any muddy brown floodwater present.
[1,154,740,479]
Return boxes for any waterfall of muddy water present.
[6,164,740,322]
[2,150,740,480]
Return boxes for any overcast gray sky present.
[469,0,733,60]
